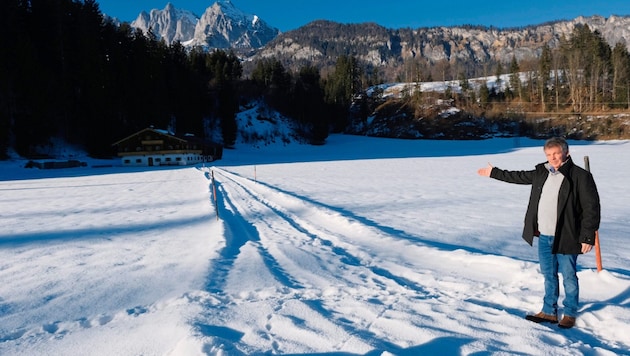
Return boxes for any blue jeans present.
[538,234,579,317]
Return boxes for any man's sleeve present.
[579,172,601,245]
[490,167,536,185]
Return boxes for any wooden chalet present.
[112,127,222,167]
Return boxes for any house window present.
[124,159,131,164]
[176,157,182,161]
[135,158,142,163]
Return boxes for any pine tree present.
[206,50,242,147]
[562,24,612,112]
[494,62,503,93]
[478,81,490,109]
[324,55,363,132]
[293,65,328,143]
[538,45,552,112]
[611,42,630,109]
[509,56,522,102]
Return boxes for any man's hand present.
[477,163,493,177]
[581,243,593,254]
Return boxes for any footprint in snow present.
[126,306,149,316]
[0,329,26,342]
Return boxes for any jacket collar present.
[542,155,573,174]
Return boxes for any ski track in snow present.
[193,167,630,355]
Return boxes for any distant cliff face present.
[253,15,630,76]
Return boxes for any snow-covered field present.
[1,135,629,355]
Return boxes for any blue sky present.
[98,0,630,32]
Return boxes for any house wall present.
[113,128,221,166]
[121,153,212,167]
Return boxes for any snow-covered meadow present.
[1,135,629,355]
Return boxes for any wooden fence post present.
[584,156,602,272]
[212,170,219,220]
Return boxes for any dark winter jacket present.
[490,156,601,254]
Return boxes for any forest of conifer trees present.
[0,0,349,158]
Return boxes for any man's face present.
[544,145,568,170]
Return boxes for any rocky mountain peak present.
[131,2,198,45]
[190,0,279,49]
[130,1,279,50]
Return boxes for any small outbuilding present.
[111,127,222,167]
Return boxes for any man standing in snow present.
[477,137,600,329]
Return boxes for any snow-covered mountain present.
[130,1,279,49]
[190,1,280,49]
[131,3,198,45]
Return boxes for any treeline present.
[492,24,630,114]
[343,23,630,140]
[0,0,358,159]
[401,24,630,116]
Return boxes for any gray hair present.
[544,137,569,153]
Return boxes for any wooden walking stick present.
[584,156,603,272]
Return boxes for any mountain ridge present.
[121,2,630,82]
[130,1,279,49]
[256,15,630,79]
